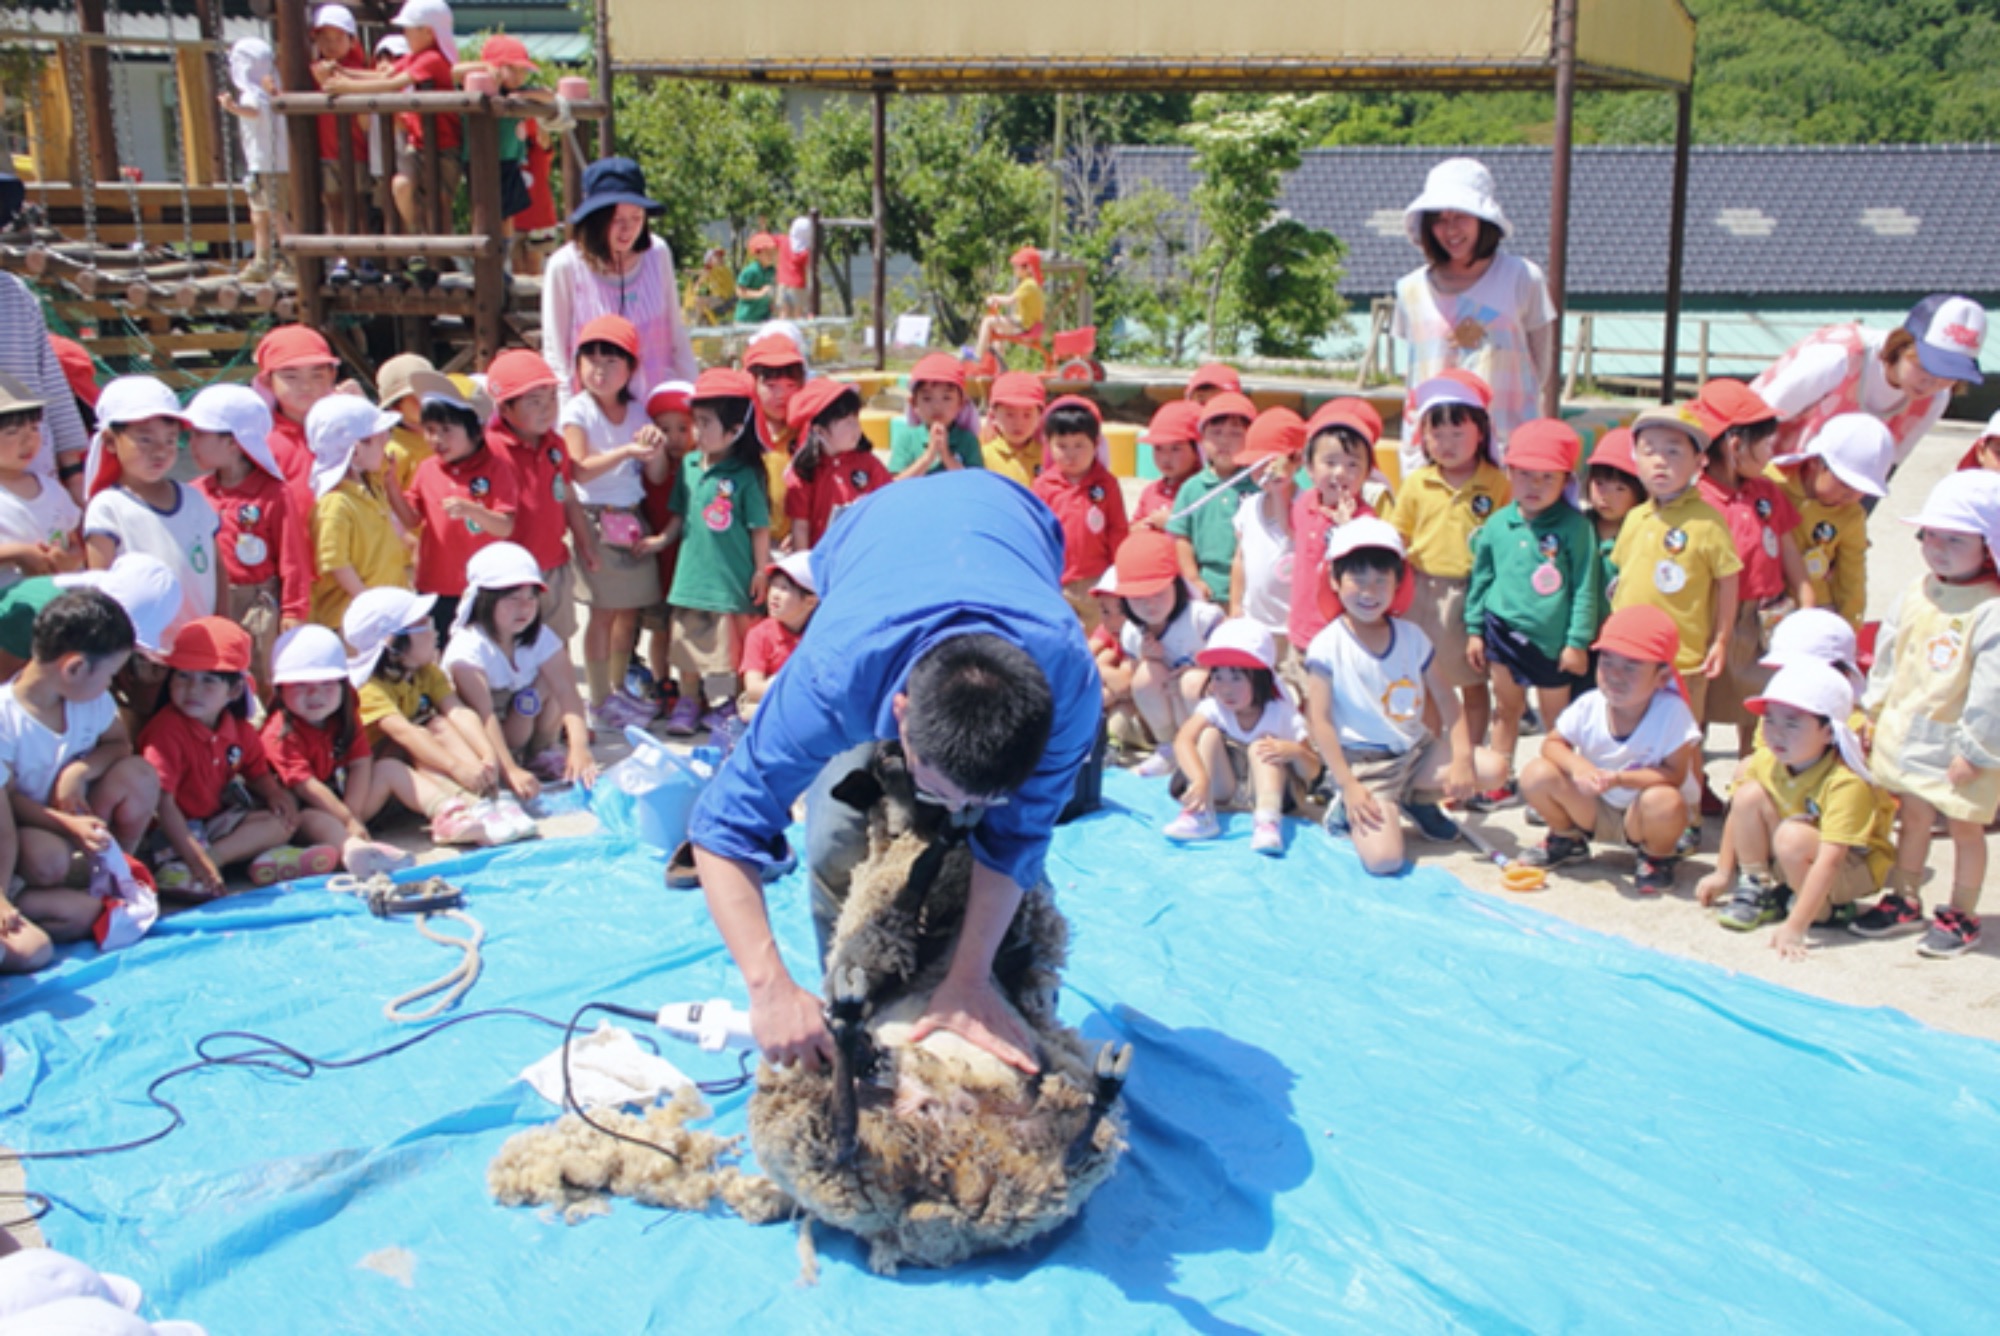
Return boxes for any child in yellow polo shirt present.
[1766,413,1895,631]
[306,395,412,631]
[1696,661,1895,959]
[1608,406,1740,727]
[1391,370,1510,753]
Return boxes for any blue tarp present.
[4,772,1999,1333]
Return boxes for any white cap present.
[1760,607,1864,694]
[1403,157,1511,248]
[1904,294,1986,386]
[1325,516,1405,564]
[1195,617,1277,672]
[227,37,274,99]
[374,33,409,58]
[389,0,458,64]
[1903,469,2000,572]
[305,395,399,498]
[342,586,439,687]
[0,1250,142,1319]
[271,624,350,685]
[0,1296,206,1336]
[769,549,816,595]
[55,553,179,656]
[453,541,546,633]
[1773,412,1894,499]
[1746,661,1872,783]
[311,3,359,35]
[1983,409,2000,439]
[85,376,188,494]
[184,384,282,481]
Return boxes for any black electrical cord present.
[555,1001,758,1170]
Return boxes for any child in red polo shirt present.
[138,618,337,898]
[783,379,890,551]
[403,373,520,637]
[323,0,462,236]
[1133,400,1203,530]
[738,550,818,718]
[486,349,593,646]
[253,324,342,534]
[1032,395,1129,633]
[1288,399,1388,680]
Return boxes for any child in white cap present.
[0,371,82,581]
[1766,412,1894,631]
[1848,471,2000,958]
[1697,661,1894,959]
[1162,618,1321,855]
[306,393,408,631]
[737,549,817,719]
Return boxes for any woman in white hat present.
[1392,157,1557,475]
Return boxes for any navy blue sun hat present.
[567,157,663,226]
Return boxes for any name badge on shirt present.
[1654,559,1688,595]
[1761,528,1779,558]
[235,533,268,567]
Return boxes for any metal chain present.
[166,1,196,259]
[103,0,147,254]
[22,53,53,222]
[61,35,96,246]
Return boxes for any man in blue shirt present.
[688,471,1101,1075]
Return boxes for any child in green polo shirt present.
[1167,391,1259,601]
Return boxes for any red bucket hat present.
[255,324,337,376]
[49,335,99,409]
[1592,604,1687,703]
[644,381,694,419]
[1504,419,1581,475]
[485,349,557,405]
[479,34,533,68]
[1106,529,1180,599]
[989,372,1046,411]
[1009,246,1043,284]
[909,353,967,391]
[1239,408,1305,466]
[743,332,806,371]
[164,616,253,675]
[576,315,640,362]
[786,378,861,433]
[1197,391,1257,430]
[1143,400,1202,447]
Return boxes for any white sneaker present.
[1162,809,1220,841]
[1134,749,1175,778]
[1250,815,1284,856]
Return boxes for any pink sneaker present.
[430,798,487,847]
[248,843,341,887]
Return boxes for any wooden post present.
[422,118,444,236]
[808,207,821,318]
[1543,0,1579,417]
[465,98,505,366]
[594,0,616,156]
[175,49,219,188]
[76,0,119,183]
[31,57,75,183]
[193,0,229,185]
[871,85,887,372]
[275,0,325,326]
[1659,87,1694,403]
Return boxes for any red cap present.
[1107,529,1180,598]
[1187,363,1242,396]
[645,382,693,419]
[743,332,805,371]
[1692,378,1777,435]
[1504,419,1581,475]
[164,616,252,674]
[479,34,532,68]
[1009,246,1043,283]
[747,232,779,253]
[989,372,1046,411]
[255,324,337,375]
[1143,400,1202,447]
[1592,603,1688,702]
[1042,393,1102,434]
[1305,397,1382,447]
[1239,407,1305,465]
[691,367,755,403]
[909,353,967,391]
[576,314,639,362]
[1197,391,1257,430]
[1588,426,1638,476]
[485,349,557,405]
[786,378,860,433]
[49,335,99,409]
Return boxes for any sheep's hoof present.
[1064,1042,1133,1174]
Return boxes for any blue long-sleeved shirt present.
[687,470,1101,890]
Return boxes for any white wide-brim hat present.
[452,541,547,634]
[184,384,282,481]
[1772,412,1893,499]
[55,553,179,657]
[1745,661,1872,783]
[1404,157,1511,249]
[271,624,351,685]
[342,586,439,686]
[1759,607,1864,695]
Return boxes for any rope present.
[324,873,485,1025]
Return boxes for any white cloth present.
[1392,251,1556,473]
[518,1021,692,1109]
[1751,328,1950,470]
[81,483,220,635]
[0,681,118,804]
[557,391,647,508]
[1120,596,1225,671]
[1552,688,1703,810]
[1231,492,1294,636]
[1304,616,1435,755]
[541,239,698,400]
[442,623,563,697]
[235,87,288,178]
[1194,694,1309,746]
[0,474,82,556]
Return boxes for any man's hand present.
[750,977,835,1070]
[909,972,1039,1074]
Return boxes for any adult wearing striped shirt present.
[0,180,89,501]
[540,158,697,400]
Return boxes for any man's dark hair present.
[31,589,135,664]
[1331,545,1406,585]
[903,633,1054,797]
[1043,404,1099,442]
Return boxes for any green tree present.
[614,80,795,268]
[1072,183,1203,363]
[794,97,874,313]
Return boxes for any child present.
[186,383,310,696]
[1132,400,1203,530]
[1161,618,1321,856]
[217,37,288,283]
[1391,371,1511,751]
[261,625,443,877]
[1607,406,1740,729]
[1957,409,2000,472]
[1091,566,1144,757]
[743,332,805,544]
[1463,418,1600,808]
[784,378,889,552]
[378,351,440,498]
[306,393,409,631]
[325,0,463,237]
[1032,395,1129,631]
[453,35,544,263]
[1696,662,1894,959]
[1303,519,1483,876]
[1516,605,1701,893]
[1584,427,1643,628]
[441,542,595,799]
[1228,408,1303,642]
[667,369,772,732]
[559,314,668,729]
[0,590,159,964]
[138,618,335,896]
[345,586,520,846]
[1767,413,1894,632]
[684,247,735,325]
[1693,379,1812,757]
[81,377,224,641]
[739,550,817,718]
[889,354,983,479]
[980,372,1047,486]
[732,234,779,326]
[1167,391,1258,601]
[1185,363,1242,405]
[1107,529,1225,777]
[254,324,342,529]
[0,373,82,581]
[487,349,592,648]
[1850,472,2000,958]
[404,373,519,635]
[974,247,1045,369]
[302,4,371,263]
[1288,399,1388,682]
[639,381,694,724]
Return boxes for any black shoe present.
[1849,892,1924,938]
[327,259,354,287]
[1521,832,1590,869]
[1917,908,1981,959]
[1634,853,1678,895]
[1407,802,1460,842]
[1718,876,1788,931]
[356,259,383,284]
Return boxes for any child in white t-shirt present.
[0,373,82,582]
[1228,410,1301,645]
[1162,618,1321,856]
[1517,604,1701,894]
[1106,529,1225,777]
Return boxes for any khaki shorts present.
[250,172,292,220]
[227,578,282,699]
[317,159,375,198]
[1707,599,1773,727]
[538,558,578,644]
[1345,732,1448,806]
[1592,796,1642,847]
[1777,821,1882,907]
[1408,571,1481,690]
[669,607,744,686]
[1062,578,1103,635]
[395,147,463,212]
[577,510,662,611]
[1682,669,1710,725]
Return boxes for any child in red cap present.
[254,324,344,534]
[1288,399,1388,679]
[1133,400,1203,530]
[973,246,1045,370]
[1463,418,1601,810]
[1031,396,1129,631]
[488,349,593,646]
[1185,363,1242,404]
[1228,408,1304,645]
[742,331,806,545]
[1106,528,1224,777]
[981,372,1047,486]
[733,235,780,325]
[889,354,983,478]
[1517,604,1701,893]
[1167,391,1258,601]
[783,379,888,552]
[1583,426,1642,629]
